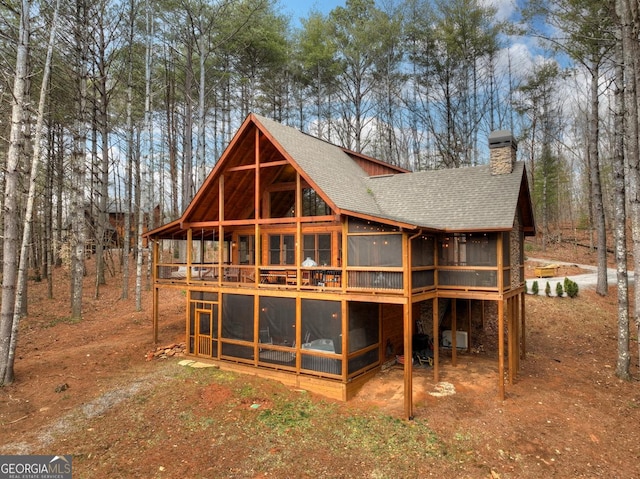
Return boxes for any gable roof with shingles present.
[253,115,385,217]
[254,114,532,233]
[362,162,528,231]
[147,114,534,238]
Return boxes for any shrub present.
[565,279,579,298]
[524,281,528,294]
[532,280,539,295]
[556,282,564,297]
[545,281,551,297]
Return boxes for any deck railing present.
[158,263,514,292]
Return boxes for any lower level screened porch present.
[184,290,388,400]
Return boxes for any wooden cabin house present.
[146,114,535,419]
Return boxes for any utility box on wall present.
[442,330,468,349]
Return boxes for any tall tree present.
[514,61,564,250]
[294,11,340,139]
[616,0,640,373]
[610,29,629,379]
[523,0,617,295]
[8,0,62,383]
[328,0,394,152]
[70,0,90,319]
[409,0,501,168]
[0,0,30,384]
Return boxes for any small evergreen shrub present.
[556,282,564,297]
[565,279,579,298]
[532,281,539,295]
[545,281,551,297]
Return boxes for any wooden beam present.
[433,297,439,383]
[451,299,457,367]
[403,298,413,420]
[521,291,526,359]
[467,299,472,353]
[508,297,514,385]
[152,240,159,343]
[498,299,505,400]
[403,232,413,420]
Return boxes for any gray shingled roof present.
[256,114,525,232]
[254,115,383,216]
[363,163,525,231]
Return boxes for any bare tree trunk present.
[144,0,154,291]
[196,36,207,189]
[135,142,144,311]
[612,30,630,379]
[70,0,89,319]
[0,0,30,385]
[45,126,54,299]
[9,0,61,381]
[182,43,194,210]
[94,8,111,298]
[122,0,135,300]
[619,0,640,374]
[589,61,608,296]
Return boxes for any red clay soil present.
[1,236,639,478]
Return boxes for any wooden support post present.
[467,299,472,353]
[152,240,159,343]
[508,297,514,385]
[433,297,439,383]
[153,286,159,343]
[515,294,520,372]
[403,299,413,420]
[498,299,505,400]
[451,299,457,367]
[521,291,526,359]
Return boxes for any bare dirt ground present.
[1,233,639,478]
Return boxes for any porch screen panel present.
[300,299,342,374]
[222,294,254,342]
[347,302,379,374]
[348,302,379,352]
[259,297,296,346]
[347,235,402,267]
[411,235,435,266]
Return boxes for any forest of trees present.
[0,0,639,383]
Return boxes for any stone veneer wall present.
[490,144,517,175]
[511,212,523,288]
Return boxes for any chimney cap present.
[489,130,517,148]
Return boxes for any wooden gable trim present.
[252,115,341,216]
[181,114,257,222]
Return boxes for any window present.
[269,234,295,265]
[303,233,332,266]
[238,235,255,265]
[302,188,331,216]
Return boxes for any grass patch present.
[336,414,444,459]
[45,316,82,328]
[257,396,319,433]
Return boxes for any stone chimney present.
[488,130,517,175]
